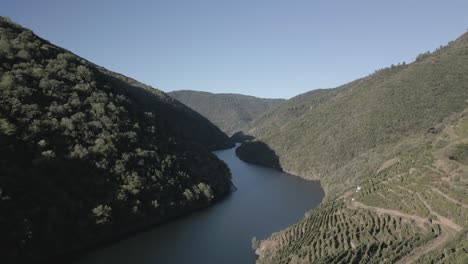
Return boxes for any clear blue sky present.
[2,1,468,99]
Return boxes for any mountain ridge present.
[168,90,285,136]
[238,31,468,263]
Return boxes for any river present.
[78,145,324,264]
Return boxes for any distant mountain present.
[168,90,285,136]
[0,17,233,263]
[239,32,468,263]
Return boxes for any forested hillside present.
[239,32,468,263]
[168,90,284,135]
[0,17,233,263]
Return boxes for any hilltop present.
[168,90,284,136]
[0,17,233,263]
[239,32,468,263]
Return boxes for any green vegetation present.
[414,228,468,264]
[239,32,468,263]
[449,143,468,164]
[258,201,440,264]
[236,141,281,169]
[240,31,468,193]
[244,88,341,137]
[168,90,284,136]
[0,17,233,263]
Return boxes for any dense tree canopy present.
[169,90,284,136]
[0,17,232,263]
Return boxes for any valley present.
[168,90,284,136]
[1,9,468,264]
[77,145,323,264]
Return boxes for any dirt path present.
[396,185,414,194]
[432,187,468,209]
[348,198,462,263]
[396,227,451,264]
[348,201,430,229]
[415,193,462,232]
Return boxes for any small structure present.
[351,198,355,202]
[355,186,362,193]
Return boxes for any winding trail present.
[348,200,431,230]
[396,228,451,264]
[415,193,462,232]
[347,197,462,263]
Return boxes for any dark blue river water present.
[78,145,323,264]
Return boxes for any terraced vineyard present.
[356,112,468,231]
[256,111,468,263]
[353,116,468,263]
[256,201,440,263]
[413,229,468,264]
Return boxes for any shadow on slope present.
[230,131,255,143]
[100,72,235,150]
[235,141,282,170]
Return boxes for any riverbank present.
[235,142,322,182]
[77,145,324,264]
[59,185,235,264]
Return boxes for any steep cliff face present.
[0,17,232,263]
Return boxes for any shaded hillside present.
[240,32,468,263]
[0,17,233,263]
[236,142,281,170]
[168,90,284,135]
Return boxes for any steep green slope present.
[0,17,233,263]
[168,90,284,135]
[256,110,468,264]
[240,32,468,263]
[243,88,341,137]
[240,32,468,193]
